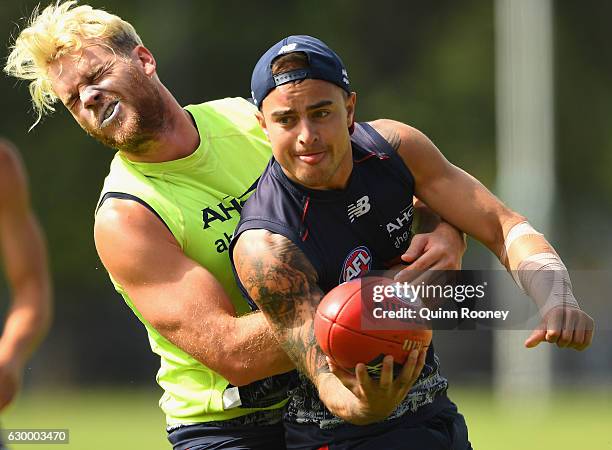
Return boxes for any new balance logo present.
[278,43,297,54]
[342,68,350,85]
[347,195,371,222]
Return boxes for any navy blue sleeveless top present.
[231,122,449,430]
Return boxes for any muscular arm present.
[371,119,593,350]
[371,119,519,260]
[94,199,293,386]
[231,229,327,379]
[0,139,51,411]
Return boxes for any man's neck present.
[120,89,199,163]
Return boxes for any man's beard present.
[86,67,167,155]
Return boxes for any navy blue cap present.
[251,35,351,108]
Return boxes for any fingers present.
[416,348,427,376]
[575,313,595,351]
[399,239,461,275]
[401,234,427,264]
[397,349,421,390]
[524,328,546,348]
[378,355,394,389]
[556,308,574,348]
[582,327,594,351]
[530,307,595,351]
[355,363,372,393]
[544,308,564,344]
[406,249,439,272]
[570,320,586,351]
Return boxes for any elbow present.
[485,212,528,257]
[224,371,254,387]
[216,357,261,386]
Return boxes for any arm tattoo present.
[371,121,402,151]
[234,230,330,380]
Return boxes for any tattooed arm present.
[233,229,329,379]
[233,229,426,424]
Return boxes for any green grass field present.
[1,386,611,449]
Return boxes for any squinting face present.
[49,42,165,153]
[258,79,356,190]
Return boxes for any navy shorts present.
[167,421,286,450]
[285,402,472,450]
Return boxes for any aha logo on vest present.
[201,180,259,253]
[340,246,372,283]
[201,179,259,231]
[202,198,244,230]
[202,198,245,254]
[385,204,414,249]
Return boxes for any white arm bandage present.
[504,222,580,317]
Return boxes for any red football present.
[314,277,432,372]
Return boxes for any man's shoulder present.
[95,197,175,254]
[366,119,422,147]
[365,119,441,169]
[237,160,305,237]
[185,97,266,143]
[185,97,257,126]
[100,152,163,199]
[189,97,255,112]
[241,160,286,215]
[95,197,154,232]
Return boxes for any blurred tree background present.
[0,0,610,388]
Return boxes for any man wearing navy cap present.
[231,35,593,449]
[6,3,468,448]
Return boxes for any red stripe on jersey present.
[355,153,390,163]
[301,196,311,223]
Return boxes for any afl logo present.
[340,246,372,283]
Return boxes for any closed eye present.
[90,66,107,82]
[90,61,113,83]
[64,93,78,108]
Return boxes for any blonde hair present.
[4,1,143,129]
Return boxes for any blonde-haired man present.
[5,2,466,448]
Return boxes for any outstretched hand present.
[325,350,427,425]
[525,305,594,351]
